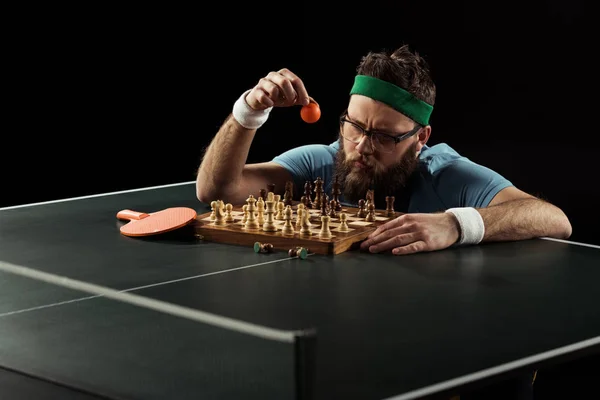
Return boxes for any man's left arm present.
[478,186,572,241]
[360,160,572,255]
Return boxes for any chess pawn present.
[301,195,309,208]
[225,203,234,222]
[254,242,273,253]
[241,204,249,226]
[210,202,216,221]
[328,199,337,218]
[281,205,295,235]
[275,201,285,220]
[319,215,332,239]
[365,202,376,222]
[356,199,367,218]
[288,246,308,259]
[338,212,349,231]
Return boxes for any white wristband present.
[232,89,273,129]
[445,207,485,245]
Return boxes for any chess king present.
[195,45,571,255]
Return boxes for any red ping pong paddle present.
[116,207,197,237]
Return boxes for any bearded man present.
[195,44,571,255]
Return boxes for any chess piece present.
[366,189,374,209]
[245,195,259,229]
[296,206,304,229]
[303,181,313,208]
[259,188,267,201]
[300,195,309,207]
[332,177,342,211]
[256,197,265,225]
[211,200,226,225]
[241,204,249,226]
[385,195,395,217]
[267,183,275,194]
[275,201,285,219]
[319,215,332,238]
[328,199,337,218]
[284,181,294,206]
[281,205,294,235]
[338,212,349,231]
[225,203,234,222]
[365,202,376,222]
[288,246,308,259]
[313,177,323,209]
[300,208,312,235]
[262,196,277,232]
[320,193,329,217]
[210,202,216,221]
[356,199,367,218]
[254,242,273,253]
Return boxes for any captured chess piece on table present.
[254,242,273,253]
[289,246,309,259]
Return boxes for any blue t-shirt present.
[272,141,513,213]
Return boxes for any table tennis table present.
[1,181,599,400]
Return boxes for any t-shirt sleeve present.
[272,144,337,198]
[433,159,513,208]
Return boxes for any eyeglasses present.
[339,112,422,153]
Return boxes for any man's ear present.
[415,126,431,154]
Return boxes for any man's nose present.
[355,135,373,155]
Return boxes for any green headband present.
[349,75,433,126]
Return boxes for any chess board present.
[193,202,400,255]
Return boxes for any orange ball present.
[300,102,321,123]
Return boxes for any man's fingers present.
[278,68,310,106]
[362,218,414,250]
[392,241,427,255]
[366,232,418,253]
[251,87,275,108]
[368,214,408,239]
[266,71,297,105]
[256,78,282,104]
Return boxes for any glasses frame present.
[339,111,422,153]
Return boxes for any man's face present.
[333,95,427,204]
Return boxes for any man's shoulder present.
[273,141,339,165]
[271,141,339,189]
[417,143,472,175]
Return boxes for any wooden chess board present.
[193,202,400,255]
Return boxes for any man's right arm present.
[195,68,312,205]
[195,113,293,205]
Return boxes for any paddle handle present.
[116,209,150,221]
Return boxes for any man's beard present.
[333,138,419,205]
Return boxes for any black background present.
[3,1,597,245]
